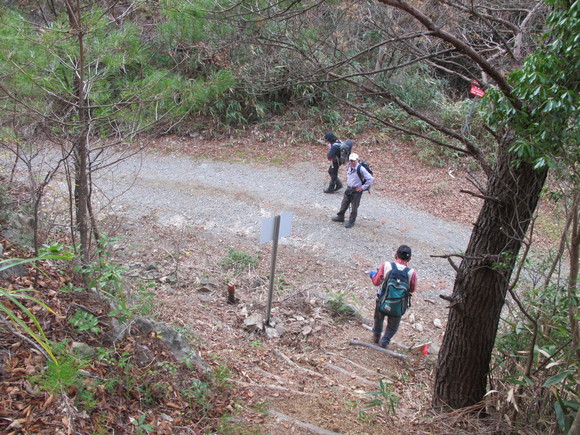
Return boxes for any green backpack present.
[378,262,411,317]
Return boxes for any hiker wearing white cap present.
[331,153,373,228]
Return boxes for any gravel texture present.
[95,148,471,298]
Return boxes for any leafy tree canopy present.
[488,0,579,170]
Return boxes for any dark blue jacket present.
[326,142,341,162]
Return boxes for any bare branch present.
[459,189,499,202]
[375,0,523,109]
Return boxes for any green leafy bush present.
[220,247,258,273]
[326,291,359,320]
[494,272,579,433]
[365,379,401,418]
[70,310,100,334]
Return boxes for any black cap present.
[396,245,412,260]
[324,132,337,143]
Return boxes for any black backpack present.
[356,161,373,191]
[378,262,411,317]
[338,140,353,165]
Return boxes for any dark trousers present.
[336,188,362,224]
[373,301,402,348]
[327,162,341,190]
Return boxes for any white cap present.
[349,153,359,161]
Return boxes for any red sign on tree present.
[469,83,486,98]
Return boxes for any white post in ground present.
[260,212,293,326]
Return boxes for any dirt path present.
[90,136,475,433]
[96,140,471,289]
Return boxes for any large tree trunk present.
[433,132,548,409]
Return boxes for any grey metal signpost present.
[462,81,486,136]
[260,212,292,326]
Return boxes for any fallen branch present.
[361,324,408,350]
[361,324,430,354]
[349,340,408,360]
[269,409,341,435]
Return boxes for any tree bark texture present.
[433,132,548,409]
[66,0,91,265]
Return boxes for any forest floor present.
[92,131,485,434]
[2,129,545,434]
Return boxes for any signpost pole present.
[264,214,281,326]
[463,81,486,136]
[462,98,478,136]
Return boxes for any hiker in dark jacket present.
[330,153,373,228]
[324,131,343,193]
[370,245,418,349]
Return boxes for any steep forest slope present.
[0,132,499,434]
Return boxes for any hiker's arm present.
[409,271,417,293]
[371,263,386,286]
[361,167,374,190]
[326,145,338,161]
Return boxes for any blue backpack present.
[378,262,411,316]
[356,161,373,191]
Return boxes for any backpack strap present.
[379,262,395,296]
[383,263,411,286]
[393,263,411,280]
[356,164,364,183]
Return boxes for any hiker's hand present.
[356,186,363,192]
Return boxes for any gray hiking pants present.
[336,188,362,224]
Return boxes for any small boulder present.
[244,313,264,332]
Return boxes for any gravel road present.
[94,148,471,294]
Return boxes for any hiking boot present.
[324,182,335,194]
[334,181,343,191]
[331,216,345,223]
[372,334,380,344]
[345,221,355,228]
